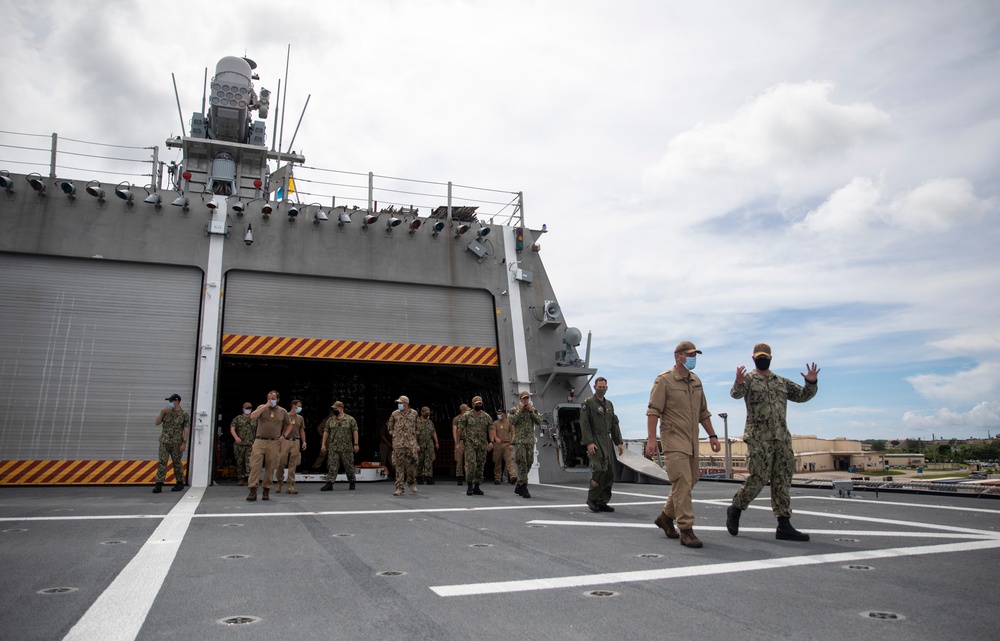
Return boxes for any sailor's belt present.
[286,437,300,441]
[256,436,277,440]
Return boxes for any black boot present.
[349,481,356,490]
[457,477,464,486]
[321,482,334,491]
[171,482,184,492]
[776,516,809,541]
[426,477,435,485]
[472,483,484,495]
[417,476,425,485]
[152,483,162,494]
[521,485,531,499]
[726,505,742,536]
[514,483,524,496]
[467,482,474,496]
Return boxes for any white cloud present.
[901,401,1000,433]
[907,362,1000,404]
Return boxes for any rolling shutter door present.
[222,271,497,365]
[0,254,202,461]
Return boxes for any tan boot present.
[275,481,283,494]
[237,478,246,486]
[286,486,298,494]
[654,512,680,539]
[679,528,703,548]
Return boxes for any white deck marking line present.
[524,520,1000,539]
[61,488,205,641]
[429,538,1000,597]
[795,495,1000,514]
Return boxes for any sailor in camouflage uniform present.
[507,391,540,498]
[581,377,623,512]
[416,406,439,484]
[726,343,819,542]
[458,395,494,496]
[387,395,420,496]
[320,401,359,491]
[229,402,256,485]
[153,394,189,493]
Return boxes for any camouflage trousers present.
[493,442,515,482]
[156,438,185,484]
[392,447,418,491]
[732,438,795,518]
[464,441,488,484]
[514,442,534,485]
[417,444,436,477]
[233,442,253,479]
[326,450,356,482]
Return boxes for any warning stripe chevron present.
[221,334,498,366]
[0,460,185,485]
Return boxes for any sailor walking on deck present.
[320,401,359,491]
[508,391,541,498]
[581,377,623,512]
[459,396,494,495]
[229,402,256,486]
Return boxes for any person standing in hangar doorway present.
[459,396,495,496]
[416,406,439,485]
[491,408,516,485]
[452,403,470,485]
[387,395,420,496]
[153,394,189,493]
[726,343,819,542]
[508,391,541,498]
[320,401,359,491]
[646,341,721,549]
[274,399,307,494]
[247,390,293,501]
[229,401,256,486]
[581,377,623,512]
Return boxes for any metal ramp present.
[614,447,670,485]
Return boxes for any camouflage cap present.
[471,395,483,405]
[519,390,531,399]
[332,401,345,409]
[395,395,410,404]
[674,341,702,355]
[753,343,772,357]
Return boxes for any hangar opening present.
[214,270,503,482]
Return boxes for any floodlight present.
[362,213,378,229]
[0,170,13,193]
[338,211,352,226]
[287,205,299,221]
[476,226,491,239]
[430,220,445,236]
[86,180,106,202]
[171,194,190,211]
[313,204,328,224]
[207,196,221,210]
[231,200,245,216]
[26,172,46,195]
[114,181,134,205]
[386,216,401,230]
[58,180,76,199]
[453,223,470,237]
[408,218,422,235]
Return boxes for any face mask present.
[167,402,175,409]
[269,399,277,407]
[595,389,606,398]
[243,409,251,415]
[397,403,404,411]
[497,414,503,420]
[684,356,696,371]
[754,356,771,371]
[295,407,302,414]
[474,404,484,412]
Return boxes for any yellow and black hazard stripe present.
[222,334,498,367]
[0,460,185,485]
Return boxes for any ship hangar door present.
[0,253,202,484]
[217,270,503,478]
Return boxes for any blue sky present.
[2,0,998,441]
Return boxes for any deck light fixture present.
[114,181,134,206]
[85,180,106,202]
[244,223,254,246]
[171,194,190,211]
[337,210,352,226]
[430,220,445,236]
[0,170,13,194]
[231,199,245,216]
[287,204,299,221]
[362,213,378,229]
[58,180,76,199]
[453,223,470,237]
[27,173,47,196]
[408,218,422,235]
[143,186,162,209]
[312,203,328,224]
[385,216,401,231]
[476,226,490,239]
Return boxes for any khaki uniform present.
[275,412,306,489]
[388,408,419,492]
[580,396,622,507]
[248,404,292,490]
[507,405,541,486]
[416,417,437,478]
[731,372,817,517]
[325,414,359,483]
[491,418,516,482]
[646,368,711,529]
[459,410,493,484]
[230,414,256,480]
[156,409,189,484]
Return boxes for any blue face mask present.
[397,403,404,411]
[167,402,175,409]
[684,356,696,371]
[269,399,277,407]
[295,407,302,414]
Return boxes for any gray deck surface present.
[2,479,998,641]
